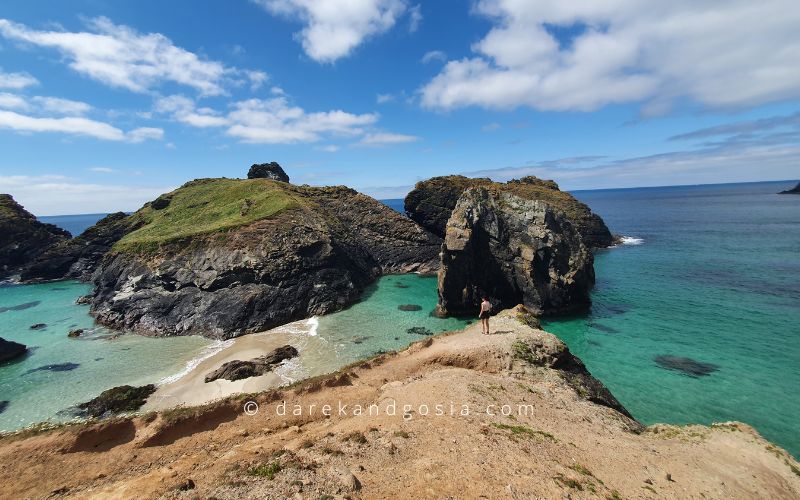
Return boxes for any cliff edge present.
[0,194,70,278]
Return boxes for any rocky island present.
[778,181,800,194]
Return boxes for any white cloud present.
[376,93,394,104]
[0,69,38,89]
[317,144,340,152]
[270,86,285,95]
[0,17,263,96]
[30,96,91,115]
[421,0,800,112]
[253,0,408,62]
[0,174,173,215]
[89,167,114,173]
[359,132,419,145]
[481,122,500,132]
[0,92,29,110]
[0,109,162,142]
[155,94,380,144]
[408,4,422,32]
[420,50,445,64]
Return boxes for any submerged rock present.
[407,326,434,336]
[29,323,47,330]
[398,304,423,311]
[24,362,80,374]
[777,182,800,194]
[0,194,71,278]
[437,187,594,317]
[204,345,298,382]
[0,337,27,363]
[405,175,613,248]
[90,180,440,338]
[247,162,290,182]
[78,384,156,417]
[68,329,84,338]
[0,401,7,414]
[0,301,41,314]
[654,355,720,377]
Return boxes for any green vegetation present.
[553,474,583,491]
[491,423,556,441]
[608,490,623,500]
[114,178,301,253]
[342,431,368,444]
[247,461,282,479]
[512,340,539,364]
[393,430,410,439]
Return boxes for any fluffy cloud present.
[0,69,38,89]
[0,175,172,215]
[0,17,264,96]
[156,94,383,144]
[421,0,800,112]
[0,109,162,142]
[420,50,446,64]
[253,0,409,62]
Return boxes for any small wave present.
[273,357,306,385]
[619,236,644,246]
[306,316,319,336]
[158,339,234,385]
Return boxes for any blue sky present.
[0,0,798,214]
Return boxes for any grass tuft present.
[247,461,282,480]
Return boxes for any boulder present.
[436,187,594,317]
[247,162,289,182]
[0,194,71,278]
[204,345,298,382]
[77,384,156,417]
[777,181,800,194]
[0,337,27,363]
[67,329,83,338]
[404,175,614,248]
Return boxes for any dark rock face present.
[20,212,138,282]
[0,194,71,278]
[778,182,800,194]
[247,162,289,182]
[404,175,614,248]
[90,184,441,338]
[437,187,594,317]
[78,384,156,417]
[0,337,27,363]
[654,355,719,377]
[204,345,298,382]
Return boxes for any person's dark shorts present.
[479,311,489,319]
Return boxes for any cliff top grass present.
[0,194,34,221]
[113,178,301,253]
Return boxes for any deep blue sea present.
[4,181,798,458]
[38,213,107,237]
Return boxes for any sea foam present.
[619,236,645,245]
[158,338,235,385]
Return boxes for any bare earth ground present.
[0,309,798,499]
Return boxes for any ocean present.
[2,180,797,458]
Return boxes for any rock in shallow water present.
[24,362,80,374]
[0,337,27,363]
[29,323,47,330]
[398,304,423,311]
[0,301,41,314]
[0,401,8,414]
[407,326,434,336]
[654,355,720,377]
[78,384,156,417]
[204,345,298,382]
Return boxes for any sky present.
[0,0,798,215]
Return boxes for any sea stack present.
[436,186,594,317]
[0,194,71,278]
[247,162,290,182]
[778,181,800,194]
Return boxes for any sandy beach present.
[144,318,337,411]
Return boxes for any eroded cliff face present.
[437,187,594,317]
[405,175,614,248]
[0,194,71,278]
[89,182,441,338]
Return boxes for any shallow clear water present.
[0,281,211,431]
[543,181,800,458]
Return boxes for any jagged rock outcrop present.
[20,212,139,282]
[0,194,71,278]
[247,162,289,182]
[405,175,614,248]
[437,187,594,317]
[90,178,441,338]
[204,345,298,382]
[78,384,156,417]
[778,181,800,194]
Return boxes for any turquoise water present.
[543,181,800,458]
[317,274,472,364]
[0,281,211,431]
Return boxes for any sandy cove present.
[0,308,798,499]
